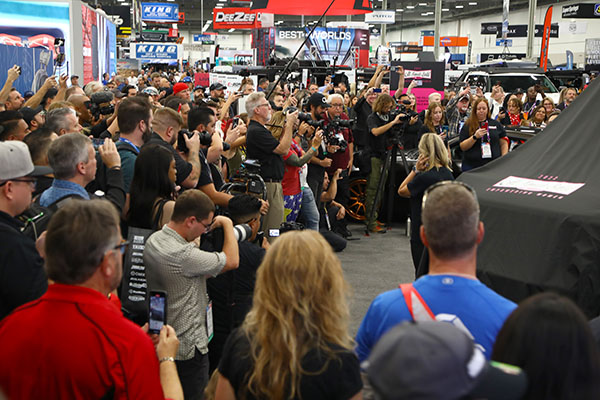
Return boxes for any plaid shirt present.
[446,95,471,140]
[144,225,226,360]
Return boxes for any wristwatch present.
[472,134,477,141]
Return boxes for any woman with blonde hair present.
[215,230,363,400]
[398,133,454,272]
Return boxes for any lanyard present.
[119,137,140,154]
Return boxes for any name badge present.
[481,142,492,159]
[206,301,214,342]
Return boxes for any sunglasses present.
[422,181,477,210]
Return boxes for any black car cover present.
[459,78,600,317]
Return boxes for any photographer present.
[147,107,200,189]
[305,93,337,212]
[206,194,268,374]
[144,190,239,400]
[246,92,296,241]
[365,94,404,233]
[322,94,354,235]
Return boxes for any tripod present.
[365,123,411,235]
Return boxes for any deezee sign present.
[213,8,261,29]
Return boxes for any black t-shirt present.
[366,112,390,158]
[418,124,449,147]
[352,97,373,147]
[196,149,214,188]
[145,132,193,186]
[246,120,284,181]
[219,328,362,400]
[407,167,455,239]
[459,118,506,169]
[207,241,265,332]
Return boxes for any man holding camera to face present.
[147,107,200,190]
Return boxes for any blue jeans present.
[299,187,319,231]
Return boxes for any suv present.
[452,67,560,103]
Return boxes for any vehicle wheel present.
[347,178,367,221]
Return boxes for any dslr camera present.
[88,91,115,120]
[177,129,213,153]
[322,117,354,152]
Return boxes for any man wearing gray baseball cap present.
[365,321,527,400]
[0,141,53,319]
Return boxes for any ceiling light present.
[406,5,415,8]
[228,28,235,32]
[442,7,449,11]
[418,2,427,5]
[396,8,404,11]
[421,12,428,15]
[469,1,477,4]
[455,4,464,8]
[215,5,223,8]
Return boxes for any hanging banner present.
[585,38,600,70]
[213,7,262,29]
[502,0,509,40]
[141,2,180,23]
[562,3,600,18]
[104,5,132,38]
[390,61,445,112]
[193,34,216,44]
[130,43,181,61]
[251,0,373,15]
[274,27,370,68]
[364,11,395,24]
[422,36,469,47]
[539,6,553,71]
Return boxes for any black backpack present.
[17,194,81,240]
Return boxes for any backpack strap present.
[399,283,436,322]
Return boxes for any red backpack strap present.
[399,283,436,322]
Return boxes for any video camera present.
[321,117,354,152]
[390,100,418,123]
[89,91,115,120]
[222,159,267,199]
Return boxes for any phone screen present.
[148,292,167,334]
[92,138,104,150]
[269,229,280,237]
[373,88,382,93]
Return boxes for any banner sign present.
[480,53,526,62]
[562,3,600,18]
[390,61,445,112]
[141,2,180,23]
[422,36,469,47]
[274,27,370,68]
[585,38,600,70]
[194,34,216,44]
[213,7,261,29]
[481,23,559,37]
[104,5,132,37]
[496,39,513,47]
[130,43,181,60]
[394,45,423,53]
[364,11,395,24]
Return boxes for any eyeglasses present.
[0,178,37,189]
[114,240,130,255]
[199,218,214,231]
[330,103,344,108]
[257,103,271,109]
[422,181,477,210]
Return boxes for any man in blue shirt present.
[356,182,516,362]
[40,133,124,211]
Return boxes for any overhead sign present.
[194,34,216,44]
[422,36,469,47]
[364,10,395,24]
[104,5,132,37]
[585,38,600,69]
[482,23,559,38]
[394,44,423,53]
[141,2,180,23]
[496,39,513,47]
[562,3,600,18]
[213,7,261,29]
[130,42,181,60]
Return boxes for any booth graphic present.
[0,0,71,94]
[130,42,182,63]
[390,61,445,112]
[141,2,180,23]
[82,5,117,84]
[274,27,369,68]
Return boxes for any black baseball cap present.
[20,106,44,126]
[307,93,331,108]
[210,83,226,91]
[365,321,527,400]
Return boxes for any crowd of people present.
[0,63,596,399]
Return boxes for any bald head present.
[67,94,92,125]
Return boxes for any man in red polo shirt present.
[0,199,184,400]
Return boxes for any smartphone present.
[232,117,239,129]
[373,88,382,93]
[415,80,423,87]
[148,290,167,334]
[92,138,104,150]
[269,229,280,238]
[470,87,477,96]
